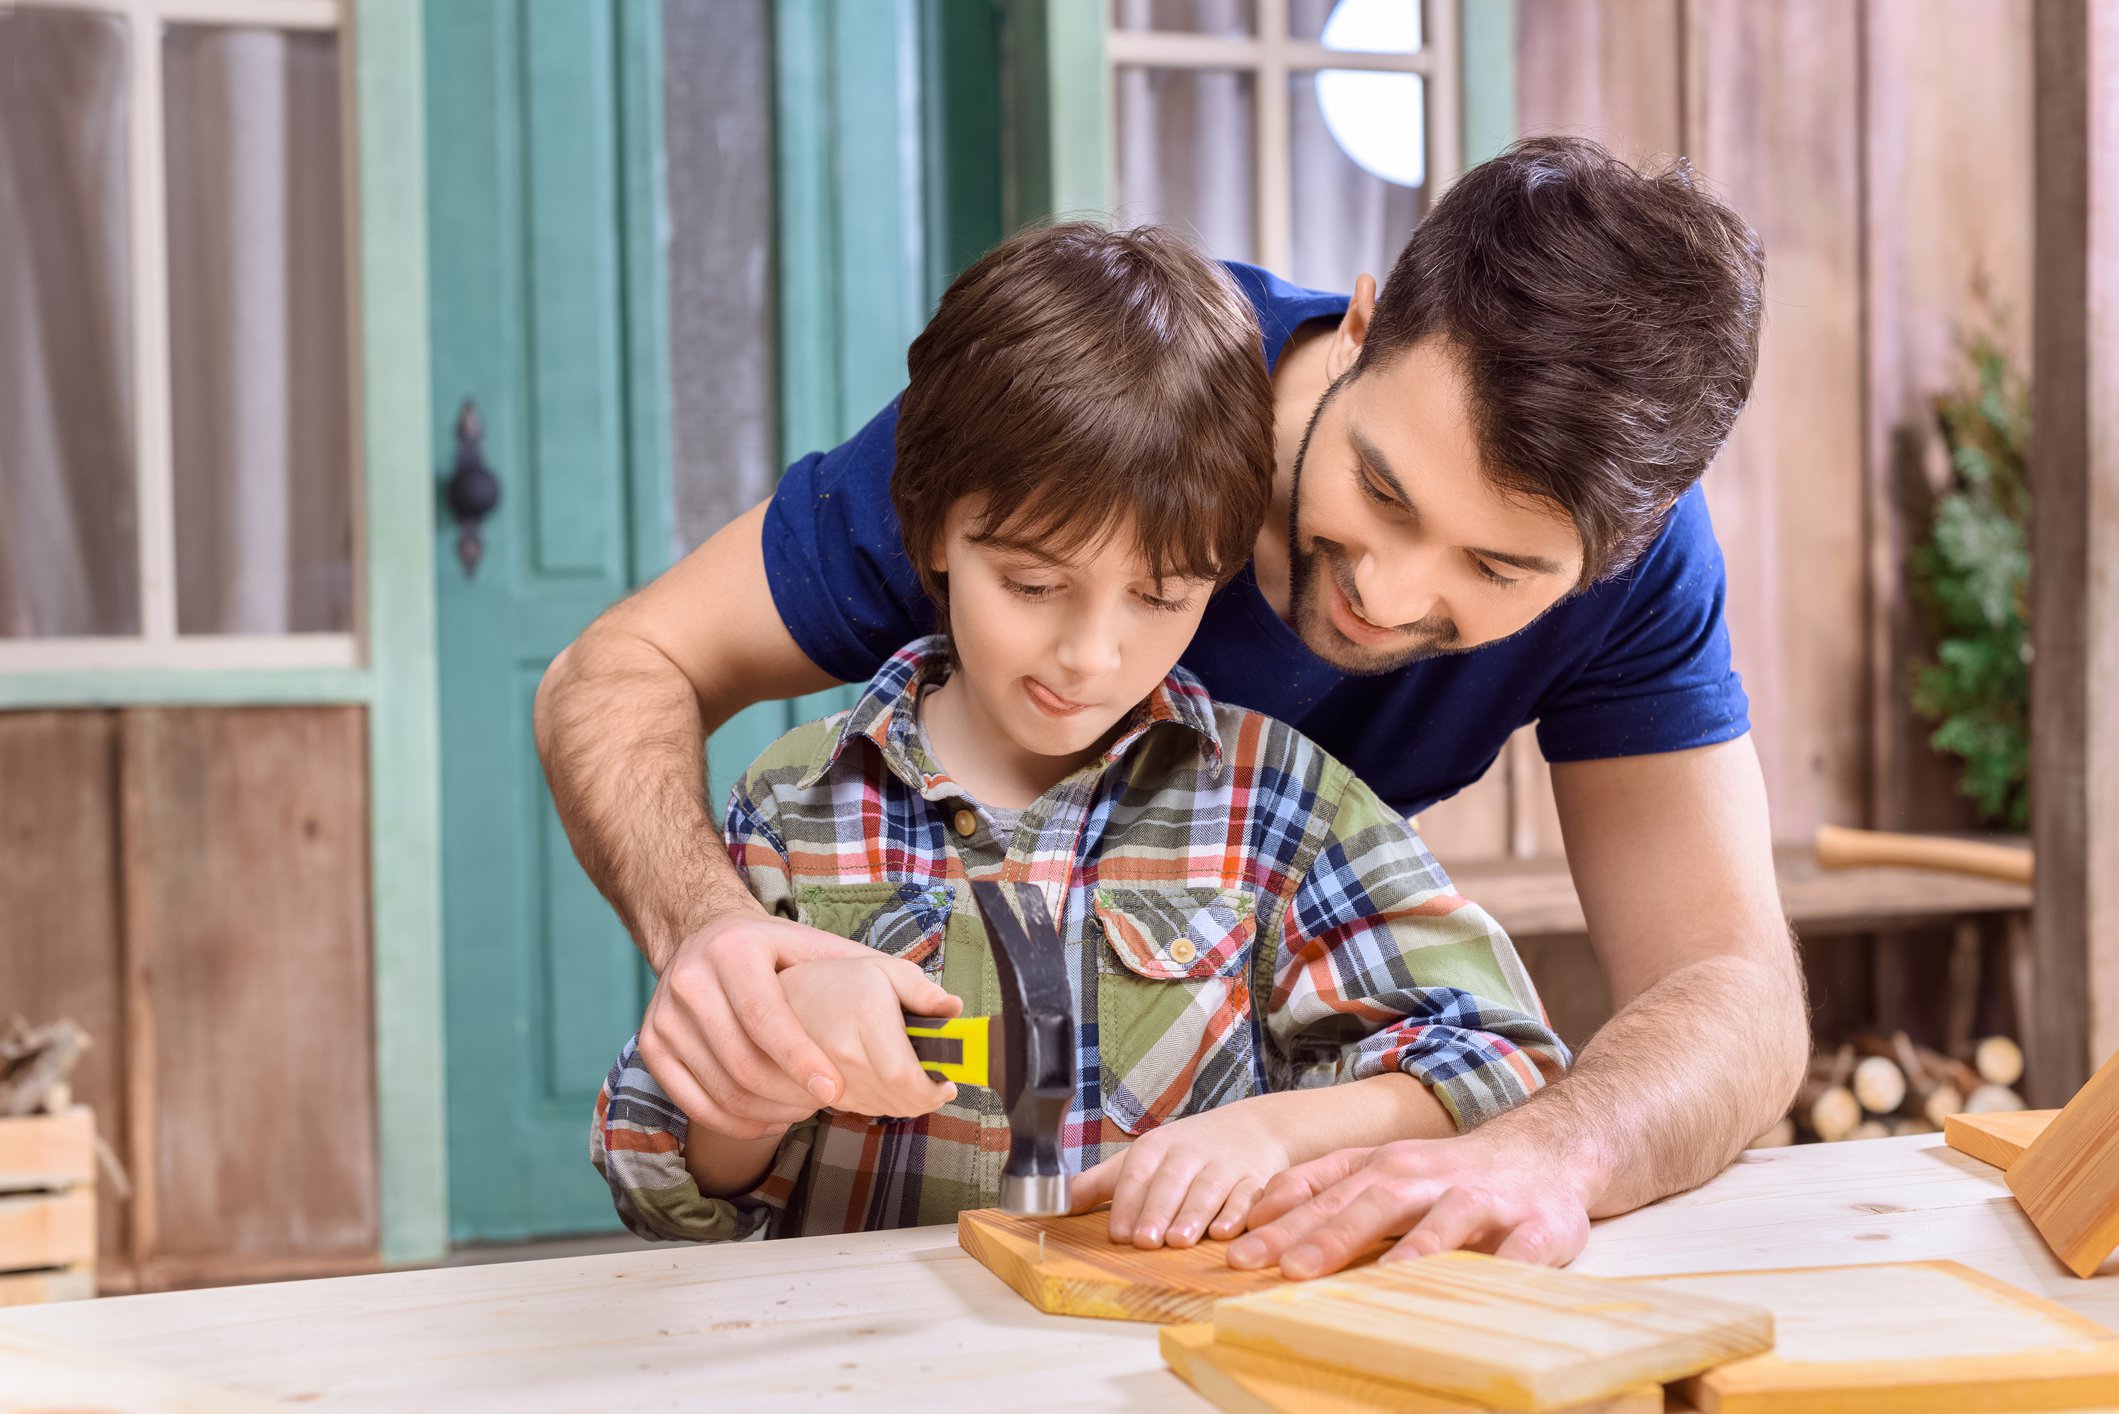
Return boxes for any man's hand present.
[780,955,963,1120]
[1071,1103,1294,1250]
[1226,1128,1595,1278]
[639,912,892,1141]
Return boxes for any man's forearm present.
[535,624,761,971]
[1481,949,1808,1218]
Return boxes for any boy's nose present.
[1054,620,1122,680]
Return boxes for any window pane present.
[0,7,140,637]
[1291,0,1423,51]
[165,24,353,635]
[1115,67,1256,264]
[1111,0,1255,36]
[1289,70,1427,291]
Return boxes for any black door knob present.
[446,399,502,577]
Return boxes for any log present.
[1853,1056,1907,1115]
[1851,1120,1891,1142]
[1973,1035,2026,1088]
[1965,1083,2027,1114]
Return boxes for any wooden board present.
[119,707,378,1287]
[1646,1261,2119,1413]
[0,1191,94,1273]
[0,1327,283,1413]
[0,1268,94,1308]
[0,1108,94,1194]
[1161,1324,1662,1414]
[1945,1109,2058,1172]
[1211,1251,1771,1413]
[956,1207,1383,1325]
[2008,1048,2119,1278]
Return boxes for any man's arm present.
[1228,735,1807,1274]
[536,500,870,1136]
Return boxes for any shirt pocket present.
[795,881,954,975]
[1092,885,1260,1136]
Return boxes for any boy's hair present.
[893,222,1274,633]
[1360,135,1765,584]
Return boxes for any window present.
[0,0,356,670]
[1107,0,1458,291]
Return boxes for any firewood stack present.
[1763,1031,2025,1147]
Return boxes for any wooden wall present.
[1422,0,2035,865]
[0,707,376,1292]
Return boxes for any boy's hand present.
[780,955,963,1120]
[1070,1101,1292,1250]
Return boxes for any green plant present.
[1909,329,2030,830]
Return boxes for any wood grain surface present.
[957,1207,1383,1324]
[2008,1049,2119,1277]
[1945,1109,2058,1172]
[1650,1260,2119,1413]
[1160,1323,1664,1414]
[1211,1251,1771,1412]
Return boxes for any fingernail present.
[1227,1238,1260,1267]
[1174,1223,1196,1243]
[1139,1226,1161,1246]
[806,1074,835,1103]
[1284,1245,1322,1277]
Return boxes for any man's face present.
[1286,338,1585,674]
[932,500,1218,765]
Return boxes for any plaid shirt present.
[593,637,1567,1242]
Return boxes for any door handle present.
[446,399,502,577]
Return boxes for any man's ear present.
[1324,274,1378,382]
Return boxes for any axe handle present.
[1813,824,2033,885]
[904,1013,991,1087]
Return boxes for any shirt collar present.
[796,635,1224,793]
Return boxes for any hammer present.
[901,880,1076,1215]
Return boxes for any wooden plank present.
[0,1327,284,1412]
[1652,1261,2119,1413]
[0,1191,95,1273]
[957,1207,1383,1325]
[1945,1109,2058,1172]
[1515,0,1683,161]
[2029,0,2119,1105]
[0,1267,93,1307]
[1683,0,1867,844]
[1160,1323,1662,1414]
[1451,847,2031,942]
[119,707,378,1285]
[0,711,130,1286]
[1212,1251,1771,1412]
[2008,1048,2119,1278]
[0,1109,95,1194]
[1859,0,2034,836]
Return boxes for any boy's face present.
[930,500,1217,764]
[1287,336,1586,675]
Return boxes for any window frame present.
[1104,0,1462,277]
[0,0,365,678]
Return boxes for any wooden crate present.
[0,1107,97,1305]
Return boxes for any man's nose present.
[1356,553,1440,631]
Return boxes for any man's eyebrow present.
[1349,425,1566,576]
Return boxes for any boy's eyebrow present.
[1349,425,1568,576]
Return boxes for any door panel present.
[427,0,664,1242]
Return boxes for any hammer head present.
[969,880,1076,1216]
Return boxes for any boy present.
[592,223,1566,1249]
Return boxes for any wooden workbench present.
[0,1134,2110,1411]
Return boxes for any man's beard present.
[1284,385,1461,675]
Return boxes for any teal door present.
[426,0,671,1242]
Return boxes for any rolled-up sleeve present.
[590,1033,818,1242]
[1269,778,1570,1131]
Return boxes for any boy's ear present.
[1323,274,1378,382]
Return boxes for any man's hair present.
[893,222,1274,633]
[1361,135,1765,584]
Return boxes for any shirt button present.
[1170,938,1198,965]
[952,808,978,838]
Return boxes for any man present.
[536,136,1808,1274]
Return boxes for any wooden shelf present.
[1450,846,2033,942]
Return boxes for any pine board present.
[957,1207,1384,1324]
[1945,1109,2058,1172]
[1647,1261,2119,1412]
[0,1327,282,1413]
[1211,1251,1772,1413]
[2008,1049,2119,1277]
[0,1108,95,1194]
[0,1191,95,1274]
[1160,1324,1663,1414]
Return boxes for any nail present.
[1227,1237,1263,1267]
[1140,1226,1161,1245]
[806,1074,835,1103]
[1284,1244,1323,1277]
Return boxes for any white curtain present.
[0,14,351,641]
[0,8,138,637]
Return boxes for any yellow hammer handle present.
[1814,824,2033,886]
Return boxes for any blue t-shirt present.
[760,262,1750,818]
